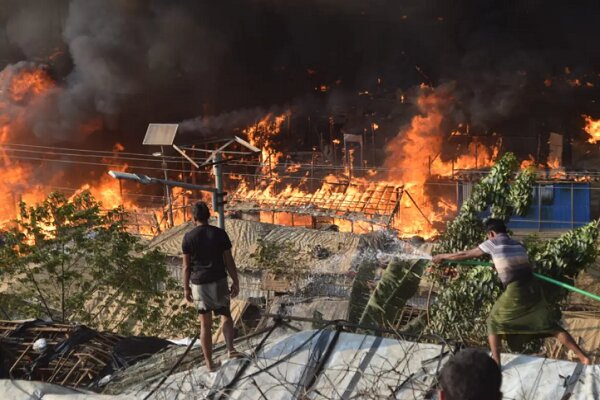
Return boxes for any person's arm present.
[432,247,486,264]
[223,249,240,298]
[182,253,193,302]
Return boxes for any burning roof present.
[1,1,600,238]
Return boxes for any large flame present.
[583,115,600,144]
[0,65,170,235]
[244,112,289,176]
[0,66,56,224]
[231,86,499,238]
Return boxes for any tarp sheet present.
[3,330,599,399]
[131,330,600,399]
[146,219,362,274]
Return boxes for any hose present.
[443,260,600,302]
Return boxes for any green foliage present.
[359,258,428,329]
[427,267,501,343]
[529,221,599,309]
[428,152,598,348]
[507,168,537,216]
[437,153,534,253]
[0,191,185,336]
[530,222,599,279]
[346,252,377,324]
[249,238,297,274]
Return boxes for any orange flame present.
[0,65,171,235]
[383,85,497,236]
[0,66,56,224]
[231,86,499,238]
[244,112,289,177]
[5,68,54,102]
[583,115,600,144]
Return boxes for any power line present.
[5,142,600,177]
[1,142,183,160]
[3,154,600,192]
[0,145,183,165]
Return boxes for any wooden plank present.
[9,332,41,376]
[212,298,249,344]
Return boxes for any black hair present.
[192,201,210,222]
[484,218,507,234]
[438,348,502,400]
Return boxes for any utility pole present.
[160,146,174,228]
[213,152,225,229]
[143,123,259,232]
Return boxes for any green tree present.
[428,153,598,347]
[0,191,194,335]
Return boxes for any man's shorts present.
[191,278,231,316]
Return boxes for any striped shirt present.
[478,233,533,286]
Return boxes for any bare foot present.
[580,356,592,365]
[207,360,221,372]
[228,350,244,359]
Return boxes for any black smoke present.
[1,0,600,160]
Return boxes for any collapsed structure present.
[0,320,171,388]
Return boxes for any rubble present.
[0,320,171,389]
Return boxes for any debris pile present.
[0,320,171,388]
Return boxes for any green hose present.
[444,260,600,303]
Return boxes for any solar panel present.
[143,124,179,146]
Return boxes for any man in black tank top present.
[182,202,241,371]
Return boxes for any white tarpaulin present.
[3,330,599,399]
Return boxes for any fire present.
[230,86,500,238]
[382,85,497,236]
[583,115,600,144]
[244,112,289,177]
[547,156,561,169]
[0,65,57,225]
[4,68,54,102]
[520,155,536,169]
[0,64,168,235]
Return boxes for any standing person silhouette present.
[433,218,590,366]
[182,201,241,371]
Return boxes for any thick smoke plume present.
[1,0,599,156]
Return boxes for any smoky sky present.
[1,0,600,151]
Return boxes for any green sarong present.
[487,276,559,336]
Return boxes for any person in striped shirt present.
[433,218,590,366]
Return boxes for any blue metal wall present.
[458,182,591,230]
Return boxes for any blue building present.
[458,181,591,231]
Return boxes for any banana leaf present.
[358,258,428,329]
[346,254,377,324]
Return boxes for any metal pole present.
[311,151,315,192]
[213,151,225,229]
[538,184,542,232]
[161,146,174,228]
[371,123,375,166]
[571,183,575,229]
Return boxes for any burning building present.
[0,1,600,236]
